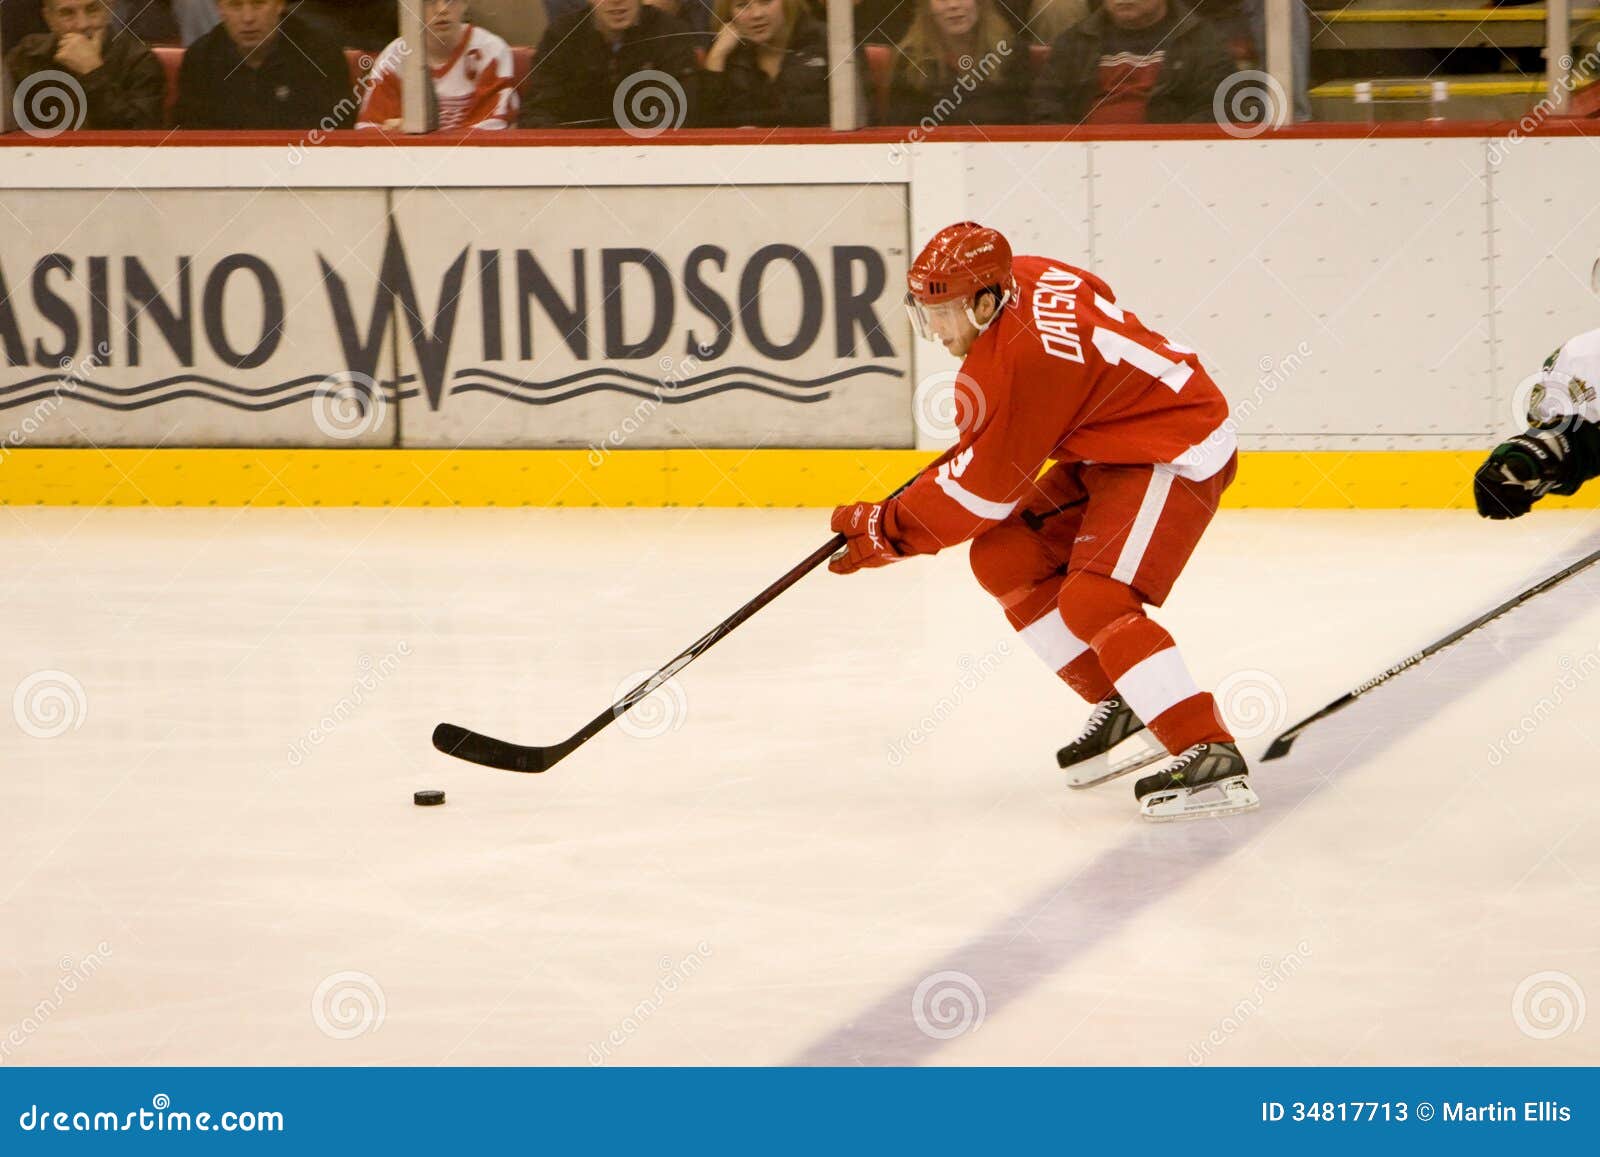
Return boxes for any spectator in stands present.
[545,0,714,37]
[358,0,518,129]
[885,0,1027,127]
[1030,0,1236,123]
[4,0,165,128]
[700,0,829,127]
[521,0,698,128]
[172,0,353,127]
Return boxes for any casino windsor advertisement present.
[0,185,913,449]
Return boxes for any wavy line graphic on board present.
[449,381,834,406]
[454,363,902,393]
[0,372,415,413]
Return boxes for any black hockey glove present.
[1474,430,1574,519]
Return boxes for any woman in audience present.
[700,0,829,127]
[885,0,1026,127]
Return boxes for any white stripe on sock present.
[1116,645,1200,724]
[1017,610,1090,673]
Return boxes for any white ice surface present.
[1,507,1597,1065]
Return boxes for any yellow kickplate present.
[1,448,1596,510]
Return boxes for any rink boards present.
[2,132,1599,506]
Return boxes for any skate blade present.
[1065,737,1166,789]
[1139,776,1261,822]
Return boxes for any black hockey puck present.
[414,789,446,807]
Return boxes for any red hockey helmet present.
[905,222,1015,342]
[907,222,1013,304]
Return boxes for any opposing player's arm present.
[1476,350,1600,519]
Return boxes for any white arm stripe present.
[934,464,1019,522]
[1169,421,1238,481]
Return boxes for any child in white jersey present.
[358,0,517,131]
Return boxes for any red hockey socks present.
[970,526,1117,703]
[1057,572,1233,752]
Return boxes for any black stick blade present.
[432,722,552,773]
[1261,732,1297,762]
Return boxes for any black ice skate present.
[1057,697,1166,788]
[1134,741,1261,821]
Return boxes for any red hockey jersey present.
[358,25,518,131]
[888,255,1235,555]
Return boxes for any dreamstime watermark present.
[1213,71,1289,140]
[1187,940,1312,1064]
[1213,669,1290,742]
[311,371,388,440]
[12,69,87,138]
[12,670,88,739]
[288,47,398,162]
[1,343,109,466]
[912,368,987,442]
[911,970,986,1040]
[311,970,386,1040]
[613,70,688,138]
[1177,341,1312,466]
[587,941,713,1064]
[886,642,1011,767]
[586,353,704,466]
[0,943,113,1064]
[1509,365,1594,437]
[611,668,689,740]
[1486,643,1600,767]
[888,43,1014,164]
[287,642,411,766]
[1512,970,1586,1040]
[17,1094,283,1134]
[1487,48,1600,168]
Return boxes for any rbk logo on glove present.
[829,501,905,574]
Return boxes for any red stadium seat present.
[154,45,182,125]
[1030,43,1049,74]
[511,46,535,95]
[344,48,370,87]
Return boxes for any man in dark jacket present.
[1030,0,1237,125]
[521,0,698,129]
[4,0,165,129]
[172,0,353,128]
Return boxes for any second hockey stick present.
[1262,542,1600,761]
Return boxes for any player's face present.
[730,0,784,45]
[907,295,981,357]
[424,0,468,46]
[590,0,643,34]
[44,0,110,39]
[928,0,978,40]
[217,0,285,52]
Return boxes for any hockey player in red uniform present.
[829,222,1259,821]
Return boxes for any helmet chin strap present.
[965,287,1010,334]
